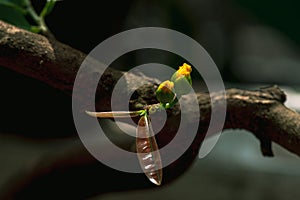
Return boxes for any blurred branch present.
[0,20,300,198]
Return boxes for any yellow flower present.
[176,63,192,77]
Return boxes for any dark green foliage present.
[0,0,57,32]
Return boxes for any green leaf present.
[0,0,57,33]
[0,0,26,6]
[0,3,31,30]
[0,0,27,14]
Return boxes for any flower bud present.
[156,80,175,104]
[171,63,192,96]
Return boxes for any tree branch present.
[0,20,300,198]
[0,20,84,95]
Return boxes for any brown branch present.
[0,21,87,95]
[1,20,300,198]
[0,20,157,110]
[219,86,300,156]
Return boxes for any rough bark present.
[0,20,300,198]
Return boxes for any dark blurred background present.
[0,0,300,199]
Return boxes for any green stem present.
[25,0,48,33]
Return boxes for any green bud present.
[156,80,176,104]
[171,63,192,96]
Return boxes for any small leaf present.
[136,115,163,186]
